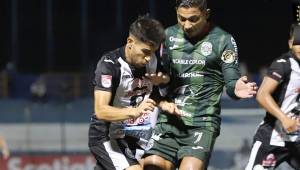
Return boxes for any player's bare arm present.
[257,77,300,133]
[94,90,156,121]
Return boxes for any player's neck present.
[187,22,210,44]
[124,44,134,65]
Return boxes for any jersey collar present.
[289,50,300,64]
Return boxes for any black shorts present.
[245,123,300,170]
[89,136,143,170]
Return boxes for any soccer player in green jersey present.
[143,0,258,169]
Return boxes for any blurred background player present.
[0,135,10,159]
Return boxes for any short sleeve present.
[93,56,119,92]
[266,58,290,83]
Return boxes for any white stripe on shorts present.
[245,141,262,170]
[103,140,130,170]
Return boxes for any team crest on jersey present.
[101,75,112,88]
[200,41,212,56]
[221,50,237,63]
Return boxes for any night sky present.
[0,0,294,73]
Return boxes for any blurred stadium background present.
[0,0,297,169]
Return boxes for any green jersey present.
[159,24,241,130]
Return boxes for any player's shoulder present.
[267,52,292,76]
[271,52,292,65]
[165,24,183,36]
[207,25,237,53]
[164,25,185,45]
[209,25,233,39]
[101,48,121,64]
[166,24,178,32]
[266,52,292,81]
[97,48,122,68]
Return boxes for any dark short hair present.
[290,23,300,45]
[175,0,207,11]
[129,15,165,47]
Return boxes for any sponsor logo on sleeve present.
[101,75,112,88]
[221,50,237,63]
[200,41,212,56]
[272,72,282,79]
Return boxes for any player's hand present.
[281,114,300,133]
[132,99,156,118]
[159,101,181,116]
[234,76,258,98]
[145,72,170,86]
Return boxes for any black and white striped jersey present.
[263,51,300,146]
[89,46,159,147]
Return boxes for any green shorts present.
[144,121,219,166]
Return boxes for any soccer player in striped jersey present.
[245,24,300,170]
[88,16,174,170]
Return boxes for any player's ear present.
[288,38,293,49]
[127,36,134,44]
